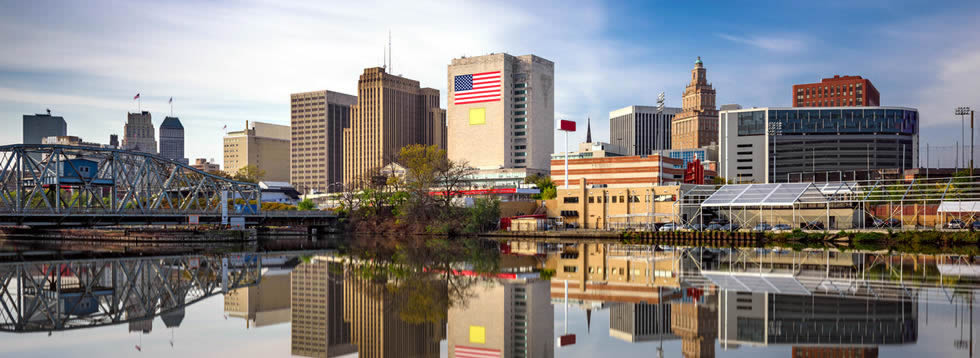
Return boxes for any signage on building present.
[558,120,576,132]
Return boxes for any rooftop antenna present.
[388,29,392,73]
[383,40,387,70]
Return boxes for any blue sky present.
[1,0,978,167]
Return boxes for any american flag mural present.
[454,345,501,358]
[453,71,502,105]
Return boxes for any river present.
[0,236,975,357]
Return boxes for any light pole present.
[957,107,971,169]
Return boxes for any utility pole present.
[972,110,975,175]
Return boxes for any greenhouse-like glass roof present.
[701,183,828,207]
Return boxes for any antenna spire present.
[388,29,392,73]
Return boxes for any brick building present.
[793,75,880,107]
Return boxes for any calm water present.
[0,238,977,357]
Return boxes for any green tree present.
[297,198,316,211]
[525,174,556,200]
[233,165,265,183]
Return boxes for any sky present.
[1,0,979,168]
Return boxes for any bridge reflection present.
[0,253,265,332]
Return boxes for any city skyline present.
[0,1,978,168]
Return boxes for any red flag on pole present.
[133,93,140,100]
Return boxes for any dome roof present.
[695,56,703,65]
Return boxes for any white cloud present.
[717,33,808,54]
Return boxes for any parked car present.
[873,218,901,228]
[753,223,772,232]
[947,219,966,229]
[773,224,792,231]
[659,223,679,232]
[720,223,742,231]
[801,221,825,230]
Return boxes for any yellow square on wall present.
[469,107,486,125]
[469,325,486,344]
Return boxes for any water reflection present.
[0,240,978,357]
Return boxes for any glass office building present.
[719,107,919,183]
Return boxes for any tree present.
[233,165,265,183]
[397,144,472,217]
[526,174,556,200]
[297,198,316,211]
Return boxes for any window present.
[514,152,526,157]
[514,97,526,102]
[632,195,639,203]
[513,145,526,150]
[514,118,526,122]
[736,158,753,162]
[619,195,625,203]
[588,196,594,203]
[514,159,525,164]
[513,111,526,115]
[563,197,579,203]
[736,143,753,148]
[513,104,526,109]
[514,131,526,136]
[737,151,752,155]
[737,166,753,170]
[514,83,527,88]
[563,266,577,273]
[611,196,617,203]
[513,90,526,95]
[513,124,526,129]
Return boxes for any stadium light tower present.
[956,107,971,169]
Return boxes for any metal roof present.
[938,201,980,213]
[701,183,827,207]
[701,271,811,295]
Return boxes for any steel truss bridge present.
[0,145,336,227]
[0,253,263,333]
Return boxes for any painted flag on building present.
[454,345,500,358]
[133,93,140,100]
[453,71,501,105]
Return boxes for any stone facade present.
[447,54,554,171]
[671,57,718,150]
[123,111,158,154]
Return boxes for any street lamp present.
[956,107,971,170]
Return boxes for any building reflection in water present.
[290,257,355,357]
[448,276,554,358]
[224,255,295,329]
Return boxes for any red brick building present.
[793,75,879,107]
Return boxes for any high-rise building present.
[793,75,880,107]
[342,67,444,185]
[191,158,220,172]
[718,106,918,183]
[342,268,445,358]
[122,111,158,154]
[41,135,101,148]
[670,299,717,358]
[609,302,678,342]
[23,111,67,146]
[223,121,291,182]
[291,260,356,358]
[123,111,158,154]
[609,105,682,155]
[447,278,553,358]
[447,53,554,171]
[224,272,290,328]
[290,90,357,194]
[159,116,187,164]
[671,57,718,149]
[109,134,119,148]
